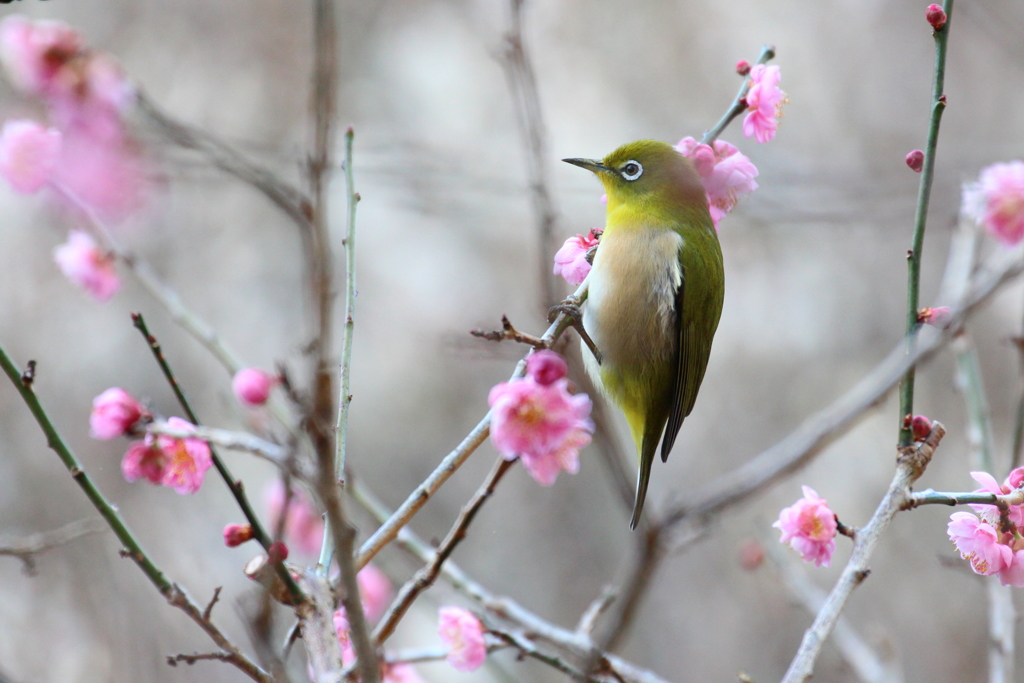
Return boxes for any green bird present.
[563,140,724,530]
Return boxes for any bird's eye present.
[620,160,643,181]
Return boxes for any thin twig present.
[663,243,1024,537]
[501,0,560,309]
[132,313,305,604]
[334,127,360,485]
[700,45,776,147]
[0,345,272,683]
[471,314,547,348]
[166,651,234,667]
[0,517,107,575]
[575,586,618,637]
[764,535,904,683]
[373,457,515,645]
[490,627,609,683]
[898,0,954,447]
[354,281,586,570]
[347,475,673,683]
[780,423,946,683]
[136,92,313,231]
[903,488,1024,509]
[145,421,312,479]
[202,587,223,622]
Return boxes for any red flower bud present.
[268,541,289,563]
[526,350,568,386]
[909,415,933,441]
[735,59,751,76]
[905,149,924,173]
[926,4,947,31]
[223,523,254,547]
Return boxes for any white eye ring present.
[620,160,643,181]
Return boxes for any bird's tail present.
[629,427,661,530]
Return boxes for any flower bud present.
[908,414,933,441]
[926,4,947,30]
[905,149,924,173]
[232,368,277,406]
[268,541,289,563]
[735,59,751,76]
[526,350,568,386]
[90,387,146,439]
[917,306,951,327]
[223,523,254,547]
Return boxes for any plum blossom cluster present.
[488,350,593,486]
[89,388,212,495]
[553,65,780,285]
[0,15,146,218]
[962,161,1024,247]
[947,469,1024,586]
[773,486,838,567]
[0,16,152,303]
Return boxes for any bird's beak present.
[562,158,611,174]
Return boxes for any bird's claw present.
[547,298,603,365]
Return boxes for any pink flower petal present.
[438,606,487,672]
[54,231,120,302]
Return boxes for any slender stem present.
[905,488,1024,508]
[898,0,954,447]
[373,457,515,645]
[700,44,776,147]
[354,282,586,570]
[0,343,172,594]
[335,127,360,485]
[0,344,272,683]
[781,424,946,683]
[0,518,107,574]
[131,313,305,604]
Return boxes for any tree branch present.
[0,517,107,576]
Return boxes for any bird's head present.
[563,140,708,216]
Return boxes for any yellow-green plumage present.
[564,141,724,529]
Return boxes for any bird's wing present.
[660,256,715,463]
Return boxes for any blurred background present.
[2,1,1024,681]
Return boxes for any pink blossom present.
[743,64,785,144]
[232,367,277,406]
[488,372,593,486]
[382,664,426,683]
[948,511,1012,576]
[358,563,393,624]
[963,161,1024,246]
[968,471,1024,529]
[438,606,487,672]
[917,306,952,328]
[553,229,600,285]
[0,119,61,193]
[999,549,1024,587]
[155,417,212,495]
[526,350,568,386]
[89,387,146,440]
[926,4,948,31]
[264,480,324,555]
[121,438,166,485]
[53,230,120,302]
[223,523,254,547]
[735,59,751,76]
[906,149,924,173]
[1006,467,1024,490]
[0,15,83,98]
[675,136,758,229]
[773,486,837,567]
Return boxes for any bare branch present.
[764,537,904,683]
[780,424,946,683]
[373,457,515,645]
[0,517,107,575]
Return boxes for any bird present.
[562,140,724,530]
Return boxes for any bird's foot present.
[548,297,603,365]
